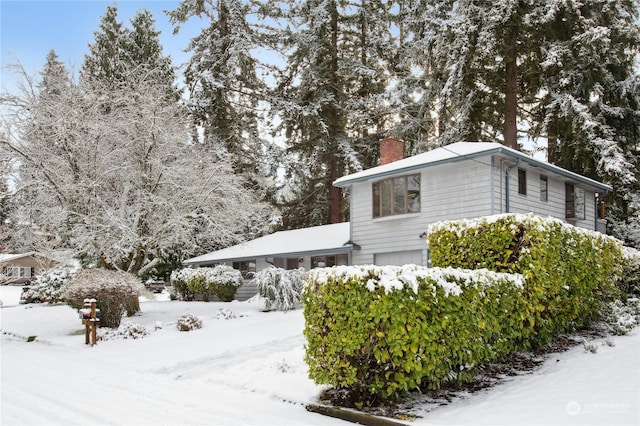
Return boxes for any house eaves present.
[184,222,353,266]
[334,141,612,193]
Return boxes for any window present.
[565,183,585,220]
[540,175,548,202]
[518,168,527,195]
[372,174,420,218]
[311,254,348,268]
[232,260,256,279]
[274,257,300,270]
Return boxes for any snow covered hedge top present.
[170,265,243,288]
[307,264,523,297]
[428,213,622,249]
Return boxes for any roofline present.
[184,246,356,266]
[334,145,612,193]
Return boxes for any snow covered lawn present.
[1,286,638,425]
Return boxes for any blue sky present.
[1,0,203,91]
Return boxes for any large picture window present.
[373,174,420,218]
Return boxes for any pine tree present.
[273,0,395,227]
[80,5,128,86]
[168,0,270,190]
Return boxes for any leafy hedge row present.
[170,265,243,302]
[304,265,525,403]
[303,213,632,404]
[427,213,624,346]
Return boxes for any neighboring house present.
[185,138,611,297]
[0,252,60,285]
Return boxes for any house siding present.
[502,162,598,230]
[349,155,602,267]
[350,159,495,266]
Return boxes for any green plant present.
[303,265,526,404]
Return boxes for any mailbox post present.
[79,298,100,346]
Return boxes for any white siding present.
[350,159,496,265]
[348,155,603,267]
[502,164,598,230]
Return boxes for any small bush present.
[177,313,203,331]
[170,266,243,302]
[255,267,306,311]
[98,322,149,340]
[602,298,640,335]
[26,268,75,303]
[61,269,145,328]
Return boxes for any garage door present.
[374,250,424,266]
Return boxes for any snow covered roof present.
[0,252,58,264]
[334,141,612,193]
[184,222,352,266]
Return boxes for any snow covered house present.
[0,252,60,285]
[334,138,610,266]
[184,139,611,299]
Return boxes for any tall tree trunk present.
[503,26,518,149]
[328,0,343,224]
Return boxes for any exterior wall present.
[0,255,58,285]
[348,155,603,267]
[501,161,598,230]
[350,159,496,266]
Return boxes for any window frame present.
[311,254,348,269]
[232,260,256,279]
[540,175,548,202]
[518,168,527,196]
[372,173,421,219]
[565,183,585,220]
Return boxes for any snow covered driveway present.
[1,286,638,425]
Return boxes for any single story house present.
[0,252,60,285]
[184,139,611,298]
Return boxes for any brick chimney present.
[379,136,404,165]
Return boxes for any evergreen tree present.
[168,0,271,190]
[80,5,128,86]
[81,5,179,97]
[273,0,394,227]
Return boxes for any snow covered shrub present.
[61,269,145,328]
[255,267,306,311]
[304,265,526,403]
[24,268,75,303]
[170,268,197,301]
[170,266,243,301]
[428,213,623,346]
[619,246,640,297]
[98,322,149,340]
[206,265,243,302]
[601,298,640,335]
[177,313,202,331]
[214,308,238,320]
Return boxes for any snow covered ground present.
[1,285,638,426]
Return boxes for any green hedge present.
[428,213,624,346]
[303,214,630,404]
[303,265,526,403]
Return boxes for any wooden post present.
[90,299,97,346]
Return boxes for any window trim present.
[565,183,585,220]
[518,168,527,196]
[372,173,421,218]
[540,175,548,202]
